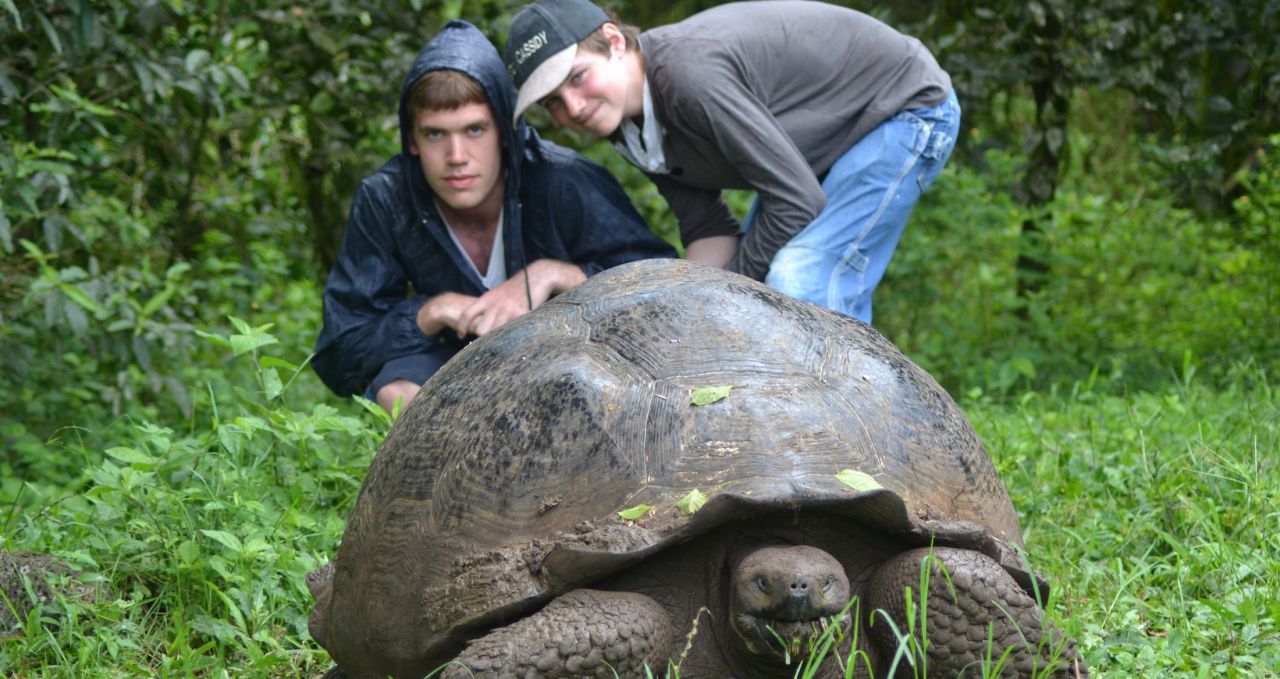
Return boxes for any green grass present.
[2,331,1278,676]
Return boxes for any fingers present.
[457,281,526,338]
[418,292,478,337]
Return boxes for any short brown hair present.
[407,69,487,117]
[579,20,640,55]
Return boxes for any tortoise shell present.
[311,259,1028,678]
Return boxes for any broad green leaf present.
[259,355,300,373]
[201,529,243,553]
[677,489,707,516]
[233,416,270,432]
[617,504,653,521]
[690,385,733,406]
[19,238,45,260]
[353,394,394,426]
[58,283,105,316]
[1010,357,1037,380]
[36,12,61,55]
[242,538,272,556]
[310,91,335,115]
[139,286,175,321]
[1,0,21,30]
[105,446,156,467]
[262,367,283,401]
[177,540,200,565]
[184,49,208,73]
[133,60,155,101]
[0,209,11,254]
[210,584,248,632]
[226,65,249,91]
[194,329,232,349]
[229,332,278,357]
[835,469,883,493]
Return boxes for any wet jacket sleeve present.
[312,181,438,397]
[526,154,676,274]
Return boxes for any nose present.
[446,135,466,164]
[563,91,586,119]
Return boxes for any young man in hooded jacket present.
[313,21,673,414]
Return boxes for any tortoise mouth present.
[733,611,851,663]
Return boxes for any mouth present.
[575,102,600,128]
[443,175,478,189]
[735,612,851,662]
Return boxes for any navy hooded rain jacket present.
[313,21,674,397]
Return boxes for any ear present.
[601,22,627,57]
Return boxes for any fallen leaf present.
[677,489,707,515]
[835,469,883,492]
[617,504,653,521]
[691,385,733,406]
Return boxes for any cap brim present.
[512,44,577,125]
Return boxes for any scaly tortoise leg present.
[441,589,674,678]
[865,547,1088,678]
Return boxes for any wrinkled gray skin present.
[310,259,1089,678]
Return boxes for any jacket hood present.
[398,20,526,174]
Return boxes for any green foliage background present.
[2,0,1278,676]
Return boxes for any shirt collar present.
[613,78,668,174]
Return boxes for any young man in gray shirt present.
[505,0,959,324]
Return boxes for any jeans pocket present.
[889,109,930,157]
[839,241,870,274]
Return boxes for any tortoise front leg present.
[864,547,1087,678]
[441,589,674,678]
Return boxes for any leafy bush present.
[878,130,1280,396]
[1,320,380,676]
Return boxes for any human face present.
[539,35,634,137]
[408,102,504,213]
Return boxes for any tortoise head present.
[728,545,852,666]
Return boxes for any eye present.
[467,125,486,136]
[571,68,587,84]
[541,95,562,111]
[423,129,443,140]
[756,577,769,593]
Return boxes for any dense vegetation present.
[2,0,1277,676]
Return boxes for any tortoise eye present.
[756,577,770,593]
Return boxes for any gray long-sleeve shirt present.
[634,0,951,281]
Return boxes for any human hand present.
[455,260,587,338]
[417,292,479,338]
[454,272,535,338]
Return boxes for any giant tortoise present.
[309,259,1086,678]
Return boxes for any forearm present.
[729,206,816,281]
[685,235,740,269]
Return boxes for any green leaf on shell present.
[690,385,733,406]
[617,504,653,521]
[836,469,883,492]
[677,489,707,516]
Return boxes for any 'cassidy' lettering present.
[514,31,548,65]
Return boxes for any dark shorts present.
[363,346,459,401]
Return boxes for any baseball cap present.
[504,0,610,124]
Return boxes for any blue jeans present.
[744,91,960,324]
